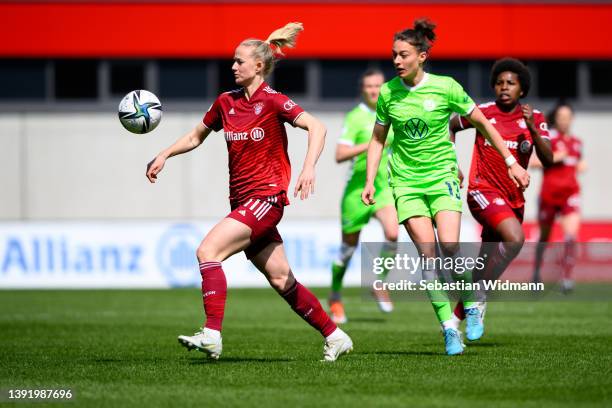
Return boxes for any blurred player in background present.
[449,58,553,338]
[532,102,586,292]
[329,69,398,324]
[146,22,353,362]
[363,20,529,355]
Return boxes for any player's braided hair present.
[394,18,436,53]
[490,58,532,97]
[241,22,304,77]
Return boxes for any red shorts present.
[468,189,524,241]
[538,193,580,226]
[227,196,284,259]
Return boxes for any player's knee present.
[506,228,525,245]
[269,270,294,292]
[501,231,524,258]
[384,230,399,242]
[196,243,221,263]
[439,241,460,257]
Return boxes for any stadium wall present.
[1,111,610,222]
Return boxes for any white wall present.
[1,111,610,221]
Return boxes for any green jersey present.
[376,73,475,187]
[339,102,394,190]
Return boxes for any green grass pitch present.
[1,288,610,407]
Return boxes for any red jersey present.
[203,82,304,208]
[540,129,582,202]
[460,102,550,208]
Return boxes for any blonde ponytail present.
[241,22,304,77]
[264,22,304,56]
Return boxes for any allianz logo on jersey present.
[484,138,531,153]
[224,127,265,142]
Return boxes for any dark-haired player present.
[146,22,353,362]
[364,21,530,355]
[450,58,553,339]
[532,102,586,292]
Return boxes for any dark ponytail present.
[394,18,436,53]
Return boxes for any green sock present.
[331,261,347,294]
[423,267,452,323]
[431,300,453,323]
[378,248,395,280]
[457,269,477,309]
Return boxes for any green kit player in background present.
[362,19,530,355]
[329,69,398,324]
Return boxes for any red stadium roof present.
[2,2,612,58]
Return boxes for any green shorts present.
[393,176,462,223]
[341,185,394,234]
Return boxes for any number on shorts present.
[445,181,461,200]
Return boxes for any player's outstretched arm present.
[294,112,326,200]
[466,107,530,190]
[146,122,211,183]
[335,143,369,163]
[362,123,388,205]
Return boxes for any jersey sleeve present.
[447,78,475,116]
[202,96,223,131]
[458,114,473,130]
[338,112,359,146]
[375,90,389,126]
[275,93,305,126]
[533,111,550,139]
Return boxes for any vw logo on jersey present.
[404,118,429,140]
[423,99,436,112]
[156,224,202,287]
[519,140,532,154]
[250,127,265,141]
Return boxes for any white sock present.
[441,320,456,331]
[203,327,221,339]
[326,327,345,341]
[450,314,462,328]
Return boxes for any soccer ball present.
[118,90,163,134]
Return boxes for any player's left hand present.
[508,162,530,191]
[294,166,315,200]
[522,104,536,130]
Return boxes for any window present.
[320,60,371,98]
[537,61,577,99]
[159,60,207,98]
[476,60,496,98]
[589,61,612,96]
[273,61,306,94]
[0,60,46,99]
[110,61,146,96]
[217,59,237,93]
[428,61,469,90]
[54,59,98,99]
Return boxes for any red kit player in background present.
[449,58,553,340]
[145,22,353,362]
[532,102,586,293]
